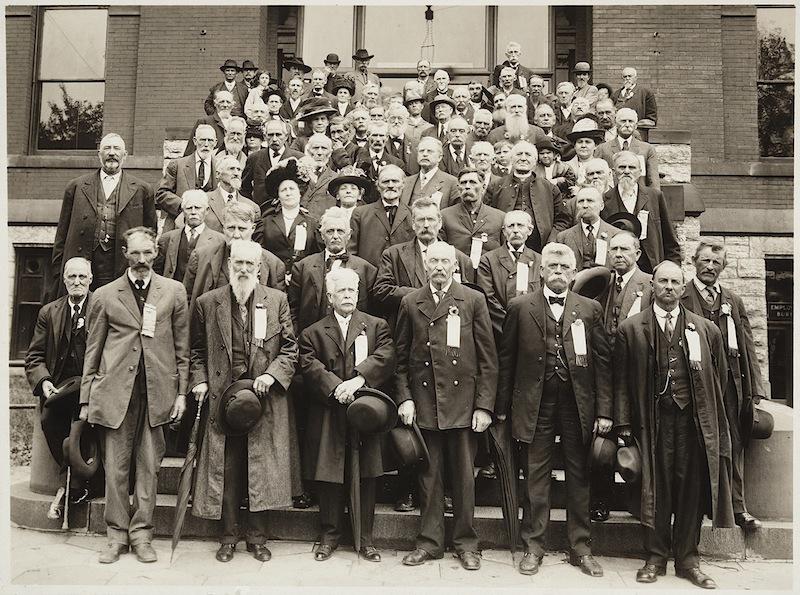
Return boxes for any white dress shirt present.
[430,279,454,303]
[581,219,600,238]
[693,277,720,301]
[615,266,638,291]
[419,167,439,188]
[68,295,88,317]
[101,170,122,198]
[620,184,638,214]
[185,223,206,242]
[543,285,568,321]
[127,269,152,288]
[653,302,680,333]
[334,311,351,339]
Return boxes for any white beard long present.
[229,270,259,304]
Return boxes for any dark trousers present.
[644,397,703,569]
[724,376,747,514]
[90,246,118,290]
[221,434,268,545]
[417,427,478,557]
[316,478,376,548]
[521,376,591,557]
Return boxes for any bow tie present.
[326,253,349,270]
[548,296,565,306]
[134,280,145,291]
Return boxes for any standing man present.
[395,241,497,570]
[595,108,661,189]
[213,116,249,168]
[204,59,249,117]
[187,90,235,155]
[204,155,261,232]
[491,41,534,90]
[422,94,456,144]
[384,105,419,175]
[572,62,598,110]
[415,59,436,97]
[556,186,619,272]
[351,48,381,99]
[241,120,304,207]
[615,261,733,588]
[399,137,460,209]
[322,53,341,94]
[353,121,405,187]
[80,227,189,564]
[682,242,766,531]
[526,76,548,123]
[298,267,396,562]
[612,67,658,125]
[404,89,434,143]
[241,59,260,90]
[497,243,611,577]
[51,133,156,299]
[439,117,471,177]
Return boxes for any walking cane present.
[62,464,71,530]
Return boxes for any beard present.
[225,139,244,155]
[619,176,637,195]
[505,114,529,139]
[229,268,259,305]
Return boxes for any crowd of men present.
[25,41,767,589]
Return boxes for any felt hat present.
[387,421,429,469]
[535,137,561,156]
[403,88,425,106]
[741,399,775,443]
[220,59,241,72]
[296,97,336,121]
[606,212,642,238]
[352,48,374,61]
[429,94,456,111]
[328,165,374,196]
[588,432,617,472]
[241,59,258,71]
[283,56,312,74]
[574,61,592,73]
[324,53,341,64]
[615,436,642,483]
[571,266,611,300]
[64,420,101,479]
[331,75,355,95]
[567,118,606,144]
[346,388,399,435]
[43,376,82,409]
[263,85,286,104]
[264,159,302,202]
[219,379,263,436]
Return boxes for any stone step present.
[11,480,792,560]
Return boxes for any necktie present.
[622,139,630,151]
[586,223,595,244]
[239,303,248,325]
[227,193,235,204]
[188,228,198,249]
[385,205,397,226]
[392,138,402,152]
[548,296,565,306]
[134,279,144,291]
[705,286,716,304]
[272,149,280,160]
[455,149,463,167]
[664,312,674,341]
[197,160,206,189]
[435,290,444,304]
[615,275,624,294]
[326,253,349,271]
[71,304,81,333]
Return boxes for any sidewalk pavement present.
[8,525,794,590]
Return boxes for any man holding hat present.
[322,53,341,94]
[497,242,612,577]
[189,239,300,563]
[572,62,598,110]
[681,241,766,531]
[595,108,661,189]
[298,266,396,562]
[204,59,249,117]
[351,48,381,99]
[556,186,620,272]
[615,260,733,588]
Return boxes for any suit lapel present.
[183,157,197,189]
[310,254,325,309]
[52,297,68,349]
[116,172,136,213]
[372,201,391,234]
[248,285,269,370]
[498,248,515,274]
[416,286,437,321]
[633,185,649,215]
[215,288,233,361]
[562,292,579,340]
[207,189,227,228]
[324,315,345,356]
[117,277,142,324]
[399,242,421,287]
[80,175,99,214]
[529,290,545,334]
[166,229,182,276]
[569,225,585,261]
[345,310,368,352]
[391,204,409,234]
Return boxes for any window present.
[766,257,792,405]
[757,7,794,157]
[35,7,107,151]
[10,248,53,361]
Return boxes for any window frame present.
[30,5,108,155]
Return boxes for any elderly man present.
[572,62,598,109]
[323,53,342,94]
[441,168,505,262]
[187,90,234,155]
[553,97,593,140]
[50,133,156,299]
[485,141,571,251]
[280,77,306,121]
[299,134,339,219]
[404,89,434,143]
[190,239,299,563]
[452,86,475,123]
[555,82,576,125]
[596,99,619,142]
[596,108,660,189]
[399,137,460,209]
[204,59,249,117]
[204,155,261,232]
[496,67,526,99]
[348,164,414,267]
[681,242,766,531]
[467,109,494,144]
[532,103,571,156]
[556,186,620,272]
[492,41,534,89]
[415,59,436,96]
[422,94,456,144]
[184,202,286,312]
[384,104,419,175]
[351,48,381,99]
[395,241,497,570]
[298,267,396,563]
[157,124,218,233]
[439,116,472,176]
[353,121,405,188]
[470,141,503,194]
[241,59,260,89]
[612,67,658,124]
[213,116,248,168]
[360,84,382,111]
[80,227,189,564]
[241,120,304,206]
[425,69,453,103]
[301,69,336,103]
[601,151,680,273]
[487,94,547,145]
[526,76,548,122]
[344,107,371,155]
[583,157,615,196]
[477,210,542,341]
[615,261,732,588]
[468,80,491,113]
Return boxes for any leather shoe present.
[402,548,435,566]
[293,492,314,509]
[314,543,336,561]
[636,563,666,583]
[734,512,762,530]
[478,461,497,479]
[98,543,128,564]
[569,552,603,577]
[591,504,610,522]
[394,493,416,512]
[359,546,381,562]
[132,542,157,563]
[458,551,481,570]
[518,552,542,575]
[246,543,271,562]
[676,566,718,589]
[216,544,235,563]
[444,495,454,514]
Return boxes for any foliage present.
[37,83,104,150]
[758,31,795,157]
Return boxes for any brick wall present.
[694,175,794,211]
[103,8,141,153]
[5,7,35,155]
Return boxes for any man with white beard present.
[214,116,248,168]
[487,94,547,145]
[185,90,235,155]
[384,104,419,175]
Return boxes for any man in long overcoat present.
[615,260,734,589]
[189,239,300,563]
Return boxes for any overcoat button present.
[452,360,457,365]
[216,370,221,375]
[422,381,428,387]
[128,366,134,371]
[424,362,429,366]
[430,323,434,327]
[426,341,430,346]
[453,380,459,386]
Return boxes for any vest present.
[698,288,721,325]
[94,177,120,251]
[581,227,597,270]
[655,314,691,409]
[175,231,192,282]
[544,309,569,382]
[511,178,542,252]
[57,303,86,380]
[605,275,626,337]
[231,294,252,381]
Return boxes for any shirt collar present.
[333,310,351,327]
[618,135,633,149]
[617,266,638,287]
[693,277,720,295]
[507,242,524,256]
[580,219,600,235]
[430,279,453,297]
[420,166,439,182]
[100,170,122,182]
[417,239,432,255]
[325,248,346,260]
[68,295,87,313]
[369,150,384,160]
[653,302,680,320]
[543,285,568,300]
[282,206,301,219]
[185,223,206,239]
[195,152,208,165]
[127,269,152,288]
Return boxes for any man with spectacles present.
[214,117,248,169]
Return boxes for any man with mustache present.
[403,87,434,144]
[186,90,235,156]
[595,99,619,142]
[350,48,381,100]
[213,116,248,168]
[554,82,576,126]
[241,120,304,207]
[399,137,460,209]
[611,67,658,125]
[201,155,261,233]
[415,59,436,97]
[353,121,405,187]
[572,62,598,111]
[439,116,472,177]
[467,109,494,144]
[80,227,189,564]
[526,76,549,123]
[595,107,661,189]
[556,186,620,272]
[491,41,534,90]
[190,239,299,563]
[487,94,547,145]
[50,133,156,299]
[532,103,572,158]
[384,104,420,175]
[204,59,249,117]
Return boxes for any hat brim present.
[220,64,241,72]
[328,175,374,196]
[348,387,399,434]
[352,53,375,61]
[44,375,82,408]
[588,433,617,472]
[606,212,642,238]
[567,130,606,144]
[572,267,611,300]
[284,61,312,74]
[298,107,337,121]
[264,160,302,201]
[430,98,456,111]
[219,378,261,436]
[66,420,101,479]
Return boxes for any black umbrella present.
[348,427,361,553]
[170,404,205,563]
[488,420,519,554]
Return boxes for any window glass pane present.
[758,82,794,157]
[301,7,355,70]
[39,9,107,80]
[496,6,550,70]
[758,7,795,81]
[363,6,486,69]
[37,82,105,150]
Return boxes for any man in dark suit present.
[532,104,573,158]
[526,76,550,123]
[601,151,680,274]
[497,242,611,577]
[395,241,497,571]
[611,67,658,124]
[466,109,494,145]
[477,210,542,341]
[298,267,396,562]
[280,77,306,123]
[399,137,460,209]
[204,59,249,117]
[439,117,471,177]
[485,141,571,252]
[241,120,304,207]
[157,124,218,234]
[556,186,620,272]
[452,86,476,126]
[615,261,733,589]
[353,121,405,193]
[300,69,337,104]
[50,133,156,300]
[80,227,189,564]
[595,108,660,189]
[385,104,420,175]
[348,165,415,267]
[187,90,234,156]
[491,41,535,90]
[202,155,261,232]
[682,242,766,531]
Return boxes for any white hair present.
[180,189,209,209]
[503,210,532,227]
[470,141,494,156]
[541,242,577,269]
[616,107,640,122]
[326,267,359,292]
[229,239,262,264]
[195,124,217,139]
[556,81,575,94]
[99,133,126,151]
[424,241,456,262]
[320,206,351,230]
[446,116,469,131]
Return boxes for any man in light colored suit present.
[80,227,189,564]
[399,137,460,209]
[203,155,261,232]
[595,108,660,189]
[556,187,620,272]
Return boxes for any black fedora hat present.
[241,59,258,71]
[220,59,241,72]
[387,421,429,469]
[43,376,82,409]
[219,379,263,436]
[65,420,101,479]
[283,56,312,74]
[352,48,374,61]
[296,97,336,121]
[328,165,374,196]
[572,266,611,300]
[347,387,399,435]
[535,137,562,156]
[264,159,302,202]
[606,212,642,238]
[331,75,355,95]
[588,432,617,472]
[263,85,286,104]
[615,436,642,483]
[741,399,775,443]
